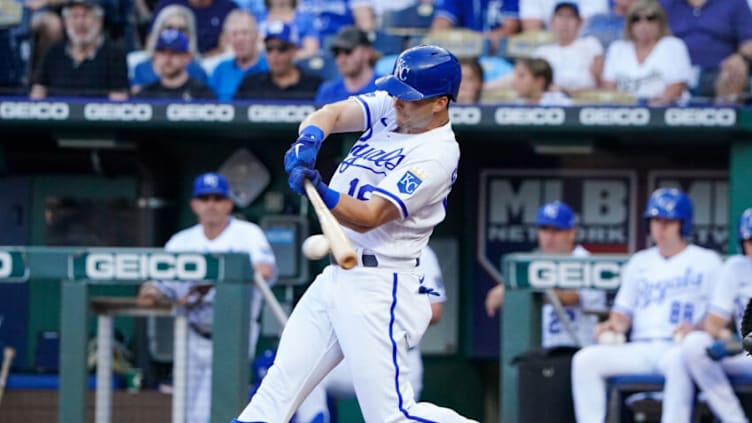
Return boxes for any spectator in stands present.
[533,2,603,95]
[601,0,691,106]
[0,1,29,92]
[661,208,752,423]
[150,0,236,57]
[256,0,319,59]
[131,4,207,93]
[580,0,636,49]
[234,20,321,100]
[209,10,267,100]
[520,0,609,31]
[659,0,752,104]
[457,57,484,104]
[431,0,521,53]
[314,25,377,103]
[297,0,377,44]
[30,0,128,99]
[511,57,571,105]
[134,29,215,99]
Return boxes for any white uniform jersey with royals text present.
[154,217,277,330]
[708,255,752,335]
[613,244,721,341]
[329,91,460,260]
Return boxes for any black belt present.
[331,254,420,268]
[189,323,212,340]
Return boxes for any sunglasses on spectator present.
[163,24,188,32]
[266,43,292,53]
[333,48,354,56]
[630,14,658,23]
[196,194,227,202]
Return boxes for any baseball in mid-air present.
[302,234,330,260]
[597,330,626,345]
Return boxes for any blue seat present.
[381,4,434,37]
[371,31,404,56]
[296,52,340,82]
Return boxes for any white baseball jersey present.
[294,247,447,423]
[533,36,604,91]
[613,244,721,341]
[602,36,692,100]
[328,90,460,260]
[661,256,752,423]
[153,217,276,423]
[542,245,607,348]
[237,92,476,423]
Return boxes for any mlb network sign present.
[503,254,628,289]
[478,169,637,283]
[0,250,29,282]
[69,252,220,281]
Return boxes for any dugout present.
[0,100,751,422]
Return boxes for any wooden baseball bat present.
[304,180,357,269]
[0,346,15,406]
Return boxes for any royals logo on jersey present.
[398,169,423,195]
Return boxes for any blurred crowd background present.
[2,0,752,106]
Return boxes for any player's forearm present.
[703,313,731,339]
[607,311,631,333]
[331,195,400,232]
[299,99,364,136]
[253,263,275,281]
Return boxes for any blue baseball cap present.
[193,172,230,198]
[536,201,576,229]
[264,20,299,46]
[155,29,189,53]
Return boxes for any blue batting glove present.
[287,167,340,209]
[284,125,324,173]
[706,338,744,361]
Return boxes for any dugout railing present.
[0,246,254,423]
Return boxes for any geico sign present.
[84,103,152,121]
[528,260,622,289]
[664,108,735,127]
[85,253,207,280]
[494,107,565,125]
[0,251,11,278]
[579,107,650,126]
[166,104,235,121]
[449,107,481,125]
[0,101,69,120]
[247,105,315,122]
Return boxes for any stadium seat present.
[571,89,638,105]
[480,87,518,104]
[0,0,23,28]
[421,29,485,58]
[479,56,514,84]
[380,3,434,37]
[200,50,234,77]
[374,54,398,77]
[500,30,555,59]
[371,30,404,56]
[297,52,340,82]
[126,50,149,82]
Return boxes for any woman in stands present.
[255,0,319,59]
[601,0,691,106]
[130,5,208,94]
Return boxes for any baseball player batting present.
[571,188,722,423]
[231,45,477,423]
[661,207,752,422]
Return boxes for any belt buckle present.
[362,254,379,267]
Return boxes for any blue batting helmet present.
[536,201,576,229]
[375,45,461,101]
[738,208,752,252]
[643,188,693,237]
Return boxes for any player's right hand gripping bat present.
[303,180,357,269]
[0,346,15,406]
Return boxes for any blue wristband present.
[319,185,340,209]
[300,125,325,144]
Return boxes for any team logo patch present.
[397,170,423,194]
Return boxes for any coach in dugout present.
[30,0,128,100]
